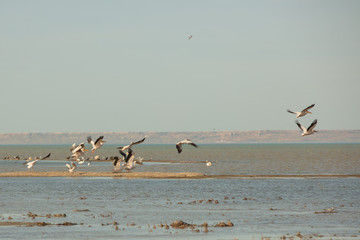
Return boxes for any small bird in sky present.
[287,104,315,118]
[295,119,318,136]
[176,139,199,154]
[188,35,193,40]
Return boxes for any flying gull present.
[87,136,106,153]
[287,104,315,118]
[117,137,146,151]
[176,139,199,154]
[295,119,318,136]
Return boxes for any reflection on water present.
[0,177,359,239]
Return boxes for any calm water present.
[0,144,359,174]
[1,144,359,239]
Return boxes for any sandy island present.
[0,171,359,179]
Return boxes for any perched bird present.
[295,119,318,136]
[176,139,199,154]
[206,160,212,167]
[24,159,39,171]
[119,149,136,171]
[87,136,106,153]
[66,162,77,173]
[117,138,146,151]
[287,104,315,118]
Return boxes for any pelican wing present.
[87,136,94,146]
[190,142,199,148]
[94,136,104,146]
[41,153,51,160]
[66,163,71,170]
[119,150,127,160]
[113,157,119,167]
[126,149,135,165]
[287,109,296,114]
[307,119,318,132]
[295,120,306,132]
[131,137,146,146]
[176,143,182,154]
[303,104,315,112]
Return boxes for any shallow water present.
[0,177,359,239]
[1,144,360,175]
[0,144,359,239]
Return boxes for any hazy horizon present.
[1,1,359,133]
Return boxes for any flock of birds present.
[7,104,317,172]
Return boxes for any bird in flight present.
[287,104,315,118]
[176,139,199,154]
[87,136,106,153]
[295,119,318,136]
[117,137,146,151]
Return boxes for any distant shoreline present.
[0,171,359,179]
[0,130,359,144]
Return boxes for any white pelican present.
[295,119,318,136]
[176,139,199,154]
[206,160,212,167]
[69,142,88,161]
[117,137,146,151]
[112,156,121,171]
[66,162,77,173]
[287,104,315,118]
[119,149,136,171]
[24,159,39,171]
[87,136,106,153]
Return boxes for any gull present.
[206,160,212,167]
[66,162,77,173]
[176,139,199,154]
[295,119,318,136]
[287,104,315,118]
[117,137,146,151]
[23,159,39,171]
[119,149,136,171]
[87,136,106,153]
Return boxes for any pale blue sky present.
[1,0,359,133]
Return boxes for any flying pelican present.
[206,160,212,167]
[117,137,146,151]
[23,159,39,171]
[287,104,315,118]
[176,139,199,154]
[112,156,121,171]
[87,136,106,153]
[295,119,318,136]
[69,142,87,161]
[119,149,136,171]
[66,162,77,173]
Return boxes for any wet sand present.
[0,171,359,178]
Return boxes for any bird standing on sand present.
[176,139,199,154]
[295,119,318,136]
[66,162,77,173]
[117,137,146,151]
[119,149,136,171]
[287,104,315,118]
[87,136,106,153]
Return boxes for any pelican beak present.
[307,111,312,114]
[84,149,89,151]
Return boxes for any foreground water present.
[0,144,359,239]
